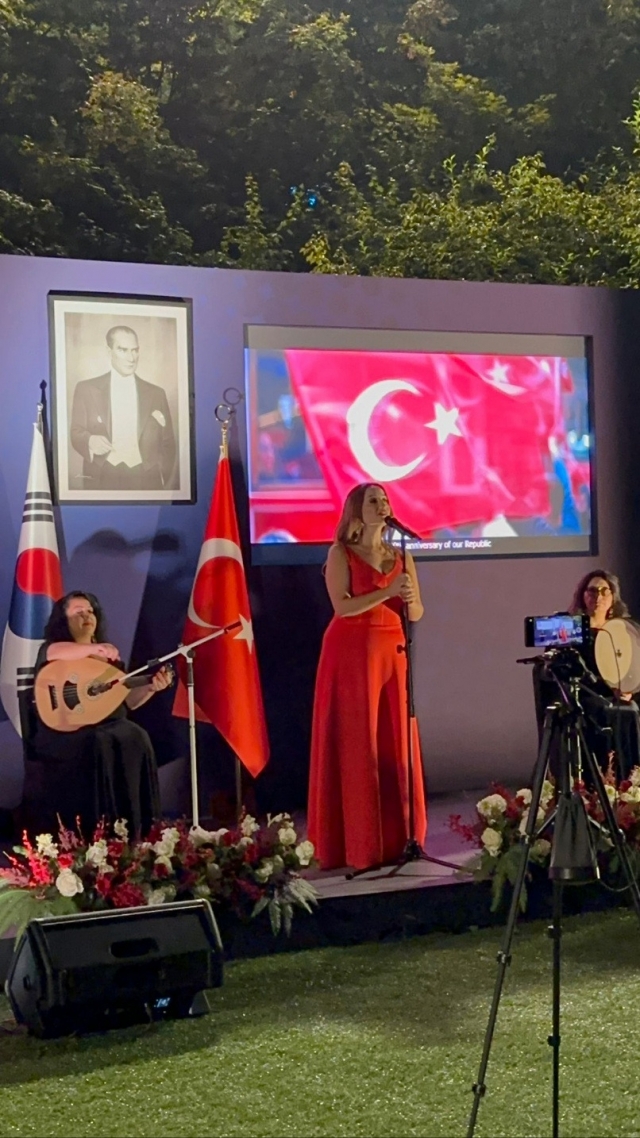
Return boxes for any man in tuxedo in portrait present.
[70,325,178,492]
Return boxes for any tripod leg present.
[576,721,640,923]
[549,879,562,1138]
[467,706,556,1138]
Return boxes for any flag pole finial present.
[37,379,47,432]
[215,388,243,460]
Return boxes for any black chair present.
[17,687,54,836]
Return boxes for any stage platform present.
[0,790,482,983]
[0,789,622,984]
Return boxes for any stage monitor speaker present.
[5,899,224,1038]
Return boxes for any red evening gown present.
[307,546,428,870]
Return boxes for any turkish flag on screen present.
[285,350,562,534]
[173,450,269,777]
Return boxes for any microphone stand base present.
[384,840,463,878]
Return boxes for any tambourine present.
[594,618,640,694]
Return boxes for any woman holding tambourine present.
[568,568,640,781]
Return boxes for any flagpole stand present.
[185,648,200,828]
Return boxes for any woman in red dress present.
[307,483,427,871]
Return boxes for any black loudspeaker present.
[5,899,224,1038]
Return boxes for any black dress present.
[533,628,640,783]
[23,644,161,838]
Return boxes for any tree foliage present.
[2,0,640,281]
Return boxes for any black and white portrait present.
[49,294,195,503]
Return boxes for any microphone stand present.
[347,523,462,879]
[385,528,462,877]
[136,620,241,828]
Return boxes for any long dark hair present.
[569,569,629,620]
[43,591,108,644]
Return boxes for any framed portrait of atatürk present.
[48,293,195,503]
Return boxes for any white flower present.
[272,854,284,872]
[147,888,167,907]
[85,839,109,869]
[518,807,546,836]
[241,814,260,838]
[35,834,58,859]
[114,819,129,840]
[278,825,297,846]
[154,854,173,872]
[192,883,211,899]
[189,825,228,848]
[477,794,508,822]
[540,781,555,810]
[295,840,315,867]
[605,784,618,803]
[621,786,640,804]
[630,767,640,788]
[516,789,532,806]
[55,869,84,897]
[153,827,180,859]
[255,859,274,883]
[531,838,552,861]
[480,828,502,857]
[267,813,287,826]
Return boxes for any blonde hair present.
[335,483,395,553]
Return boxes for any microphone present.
[385,515,422,542]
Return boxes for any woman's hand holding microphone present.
[388,573,416,605]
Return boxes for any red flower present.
[95,875,113,898]
[238,879,263,902]
[505,800,522,822]
[57,853,74,869]
[448,814,481,845]
[616,803,637,832]
[110,883,146,909]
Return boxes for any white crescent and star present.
[346,380,463,481]
[187,537,254,653]
[426,403,463,445]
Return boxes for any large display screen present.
[245,327,593,564]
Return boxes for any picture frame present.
[48,292,195,504]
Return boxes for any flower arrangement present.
[450,781,555,911]
[0,812,319,942]
[450,766,640,911]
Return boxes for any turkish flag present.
[285,350,562,535]
[173,451,269,777]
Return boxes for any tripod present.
[467,662,640,1138]
[346,527,462,880]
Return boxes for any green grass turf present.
[0,907,639,1137]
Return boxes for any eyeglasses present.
[585,586,612,597]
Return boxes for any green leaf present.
[0,888,79,942]
[251,894,270,919]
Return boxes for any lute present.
[34,657,174,732]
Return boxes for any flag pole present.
[217,412,245,824]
